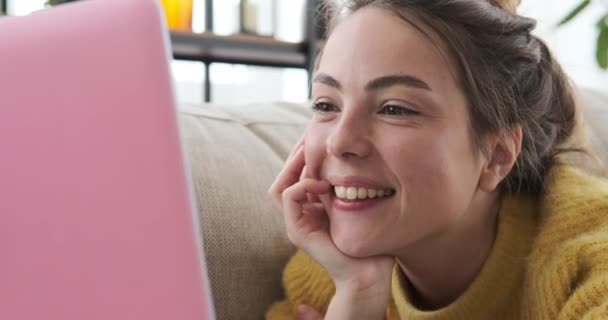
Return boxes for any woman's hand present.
[297,304,324,320]
[268,138,394,319]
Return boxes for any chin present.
[331,231,378,258]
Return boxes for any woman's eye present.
[311,102,339,113]
[379,104,419,117]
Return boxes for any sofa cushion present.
[580,88,608,166]
[179,102,309,320]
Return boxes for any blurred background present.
[1,0,606,105]
[519,0,608,94]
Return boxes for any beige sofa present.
[178,89,608,320]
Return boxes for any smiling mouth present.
[332,186,395,201]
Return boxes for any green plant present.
[558,0,608,70]
[46,0,80,6]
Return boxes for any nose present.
[326,111,371,160]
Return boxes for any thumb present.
[297,304,324,320]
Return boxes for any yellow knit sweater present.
[266,166,608,319]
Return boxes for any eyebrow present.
[366,74,432,91]
[312,73,342,90]
[312,73,432,92]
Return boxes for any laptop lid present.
[0,0,214,319]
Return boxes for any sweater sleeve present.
[556,229,608,320]
[560,280,608,320]
[265,250,336,320]
[534,167,608,320]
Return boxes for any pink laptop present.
[0,0,215,319]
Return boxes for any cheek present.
[385,127,477,196]
[304,123,329,180]
[385,137,439,191]
[390,126,482,213]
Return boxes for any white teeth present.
[367,189,377,198]
[357,188,367,199]
[334,186,394,200]
[346,187,358,200]
[335,186,346,198]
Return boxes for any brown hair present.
[316,0,592,194]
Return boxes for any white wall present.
[520,0,608,92]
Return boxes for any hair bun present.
[492,0,519,14]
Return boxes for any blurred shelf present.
[170,30,310,69]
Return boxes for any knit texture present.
[266,166,608,319]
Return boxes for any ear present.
[479,126,522,192]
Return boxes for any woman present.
[267,0,608,319]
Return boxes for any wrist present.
[334,278,392,306]
[327,286,390,320]
[334,270,392,298]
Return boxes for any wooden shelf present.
[170,31,310,69]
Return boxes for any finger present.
[287,135,305,160]
[301,166,322,203]
[268,145,305,209]
[300,165,307,181]
[302,203,328,230]
[307,192,321,203]
[301,202,325,215]
[297,304,324,320]
[282,179,330,235]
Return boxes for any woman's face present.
[306,8,489,258]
